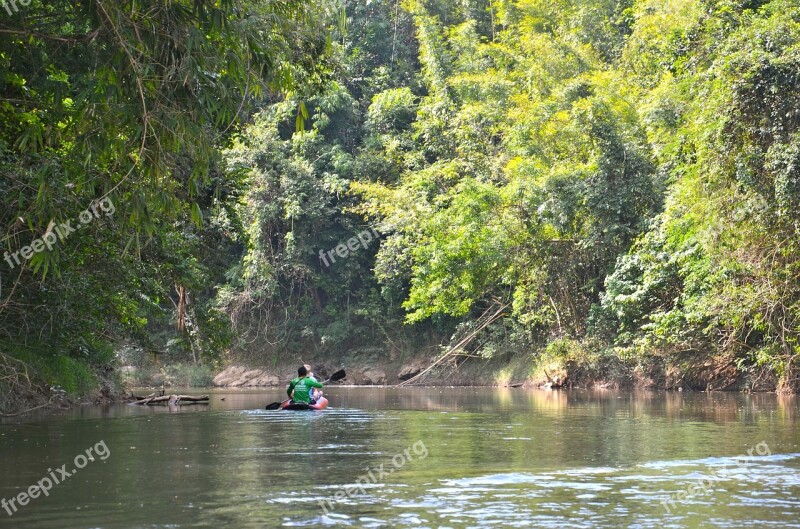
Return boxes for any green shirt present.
[287,376,323,403]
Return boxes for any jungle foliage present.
[3,0,800,401]
[0,0,334,401]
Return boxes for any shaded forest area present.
[2,0,800,411]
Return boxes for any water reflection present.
[0,387,798,528]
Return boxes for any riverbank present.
[194,340,782,393]
[0,361,123,417]
[1,341,786,418]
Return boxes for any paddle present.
[265,369,346,410]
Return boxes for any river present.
[1,387,799,528]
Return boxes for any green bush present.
[531,338,599,381]
[29,353,96,396]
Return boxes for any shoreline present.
[190,354,783,393]
[2,352,790,418]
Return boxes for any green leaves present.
[584,0,800,389]
[401,178,513,322]
[4,0,799,390]
[296,101,309,132]
[367,88,418,134]
[0,0,335,369]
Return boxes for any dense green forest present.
[2,0,800,410]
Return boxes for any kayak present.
[264,369,345,411]
[279,397,329,411]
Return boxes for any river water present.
[1,387,799,528]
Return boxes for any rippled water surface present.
[2,387,800,528]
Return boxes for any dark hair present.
[298,366,308,377]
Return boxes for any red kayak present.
[279,397,329,411]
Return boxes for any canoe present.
[280,397,329,411]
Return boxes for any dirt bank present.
[0,365,124,417]
[208,349,777,392]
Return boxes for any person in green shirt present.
[287,365,324,404]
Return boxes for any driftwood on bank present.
[129,393,210,406]
[542,369,570,389]
[398,302,509,386]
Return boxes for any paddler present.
[287,365,324,405]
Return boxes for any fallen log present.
[131,394,210,406]
[128,389,165,400]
